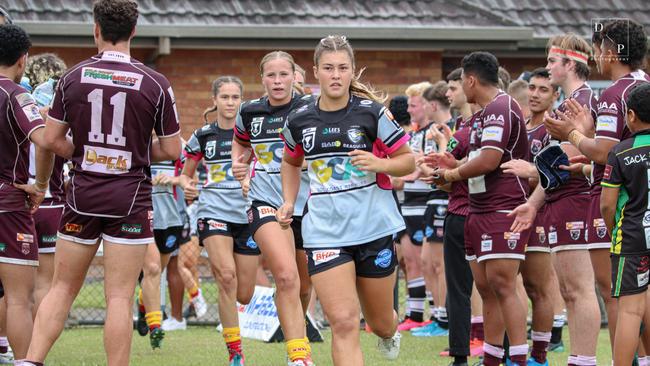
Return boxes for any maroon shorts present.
[58,205,154,245]
[527,205,550,253]
[586,193,611,250]
[545,193,591,252]
[464,211,530,262]
[34,205,64,253]
[0,211,38,266]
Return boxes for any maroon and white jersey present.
[526,122,549,160]
[28,146,66,206]
[543,84,596,201]
[592,70,649,195]
[447,116,473,217]
[49,51,180,217]
[468,92,529,213]
[0,78,44,212]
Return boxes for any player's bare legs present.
[0,263,36,359]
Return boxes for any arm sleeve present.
[11,91,44,139]
[601,150,623,188]
[154,83,181,137]
[376,107,409,154]
[234,105,251,142]
[280,115,304,158]
[183,132,203,161]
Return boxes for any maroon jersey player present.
[24,1,181,366]
[0,25,55,362]
[432,52,530,366]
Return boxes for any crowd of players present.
[1,1,650,366]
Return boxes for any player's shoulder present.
[195,123,217,138]
[612,135,636,156]
[350,95,385,116]
[240,96,269,116]
[292,93,316,108]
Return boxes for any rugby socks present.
[639,356,650,366]
[137,288,145,314]
[0,336,8,354]
[530,331,551,363]
[145,310,163,331]
[454,355,468,365]
[223,327,242,358]
[426,291,435,321]
[470,316,484,341]
[406,277,426,322]
[508,344,528,365]
[551,313,565,343]
[286,338,308,362]
[568,355,597,366]
[404,294,411,319]
[482,343,504,366]
[20,362,43,366]
[303,336,311,357]
[436,306,448,329]
[188,284,199,301]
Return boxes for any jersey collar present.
[100,51,131,63]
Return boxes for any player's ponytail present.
[315,35,386,103]
[203,76,243,123]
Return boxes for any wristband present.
[443,168,462,183]
[567,129,586,148]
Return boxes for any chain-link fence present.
[70,242,222,326]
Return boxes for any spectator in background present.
[508,79,531,120]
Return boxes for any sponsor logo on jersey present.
[22,242,30,255]
[16,92,36,107]
[82,145,131,174]
[207,220,227,231]
[254,142,284,166]
[375,249,393,268]
[205,140,216,159]
[530,139,542,155]
[302,127,317,153]
[312,249,340,265]
[597,101,618,113]
[624,153,648,165]
[17,233,34,243]
[643,211,650,227]
[603,164,613,180]
[81,67,142,90]
[536,226,546,244]
[504,232,520,240]
[42,234,57,243]
[566,221,584,230]
[593,218,606,227]
[596,227,607,239]
[268,117,284,124]
[347,128,364,143]
[447,137,458,153]
[481,126,503,143]
[507,239,518,250]
[165,235,177,248]
[266,127,283,134]
[22,103,42,123]
[436,205,447,217]
[360,100,373,106]
[570,230,581,240]
[481,239,493,252]
[484,114,505,126]
[311,157,367,185]
[596,115,617,133]
[321,141,341,148]
[323,127,340,135]
[121,224,142,234]
[548,226,558,245]
[208,163,235,184]
[250,117,264,137]
[257,206,276,219]
[65,223,83,233]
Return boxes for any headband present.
[548,46,589,65]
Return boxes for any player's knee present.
[143,260,161,278]
[237,287,254,305]
[487,273,515,298]
[274,270,300,293]
[328,309,360,336]
[215,267,237,293]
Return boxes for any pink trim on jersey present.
[382,134,410,155]
[182,149,203,161]
[234,128,250,142]
[283,145,304,159]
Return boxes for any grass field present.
[44,326,613,365]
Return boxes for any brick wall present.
[29,46,442,138]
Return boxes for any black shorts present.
[403,215,426,246]
[612,253,650,298]
[197,218,260,256]
[424,200,448,243]
[247,200,303,250]
[153,226,183,254]
[306,235,397,277]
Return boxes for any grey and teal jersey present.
[151,160,183,230]
[235,94,313,214]
[282,95,410,248]
[185,123,248,224]
[602,129,650,255]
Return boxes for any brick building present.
[6,1,650,137]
